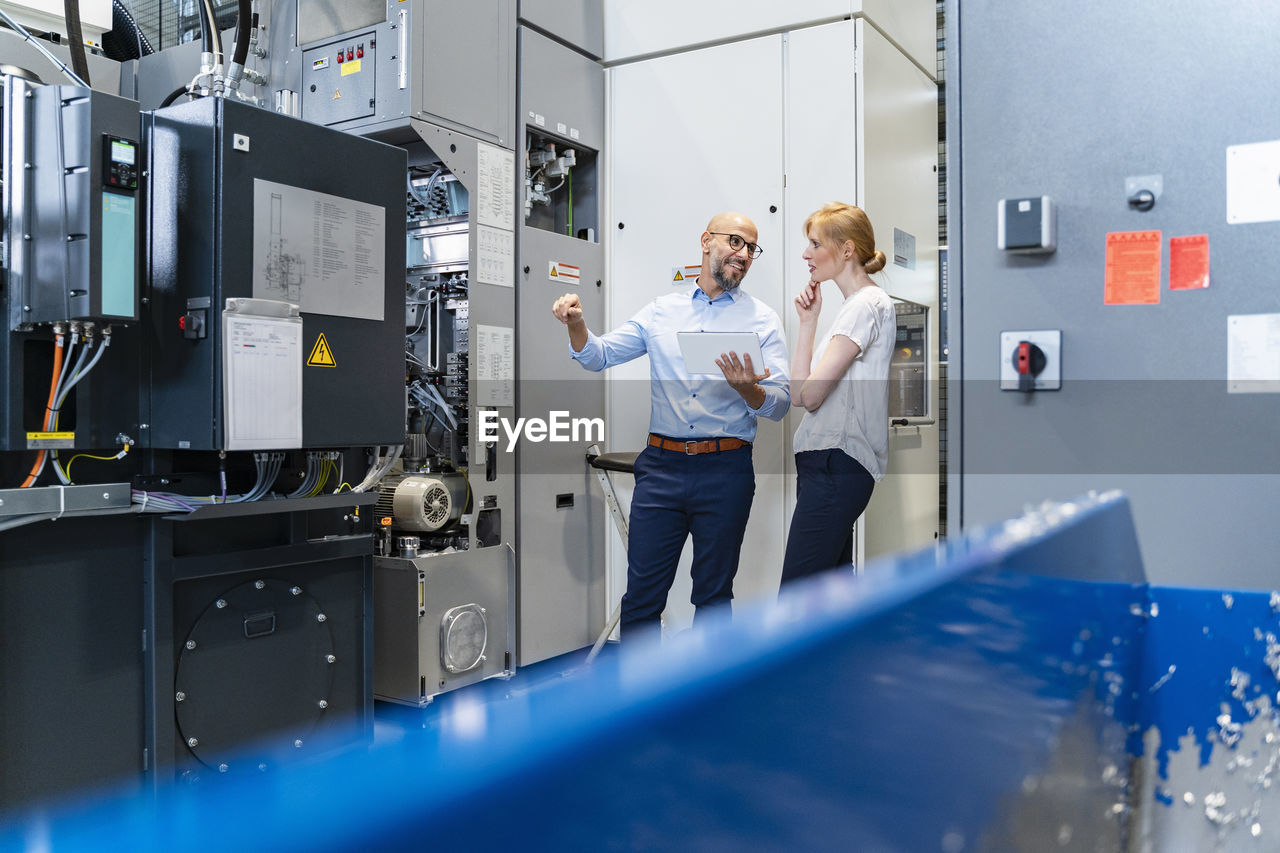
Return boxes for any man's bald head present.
[705,212,758,241]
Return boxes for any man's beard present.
[711,254,744,292]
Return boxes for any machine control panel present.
[103,135,138,190]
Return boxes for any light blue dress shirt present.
[571,287,791,441]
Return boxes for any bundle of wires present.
[132,451,285,513]
[352,445,403,493]
[22,326,115,488]
[286,451,343,498]
[51,330,119,484]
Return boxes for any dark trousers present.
[620,443,755,636]
[780,449,876,584]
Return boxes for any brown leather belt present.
[648,434,751,455]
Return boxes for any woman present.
[781,202,895,584]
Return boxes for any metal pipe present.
[0,7,89,88]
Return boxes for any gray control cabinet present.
[143,97,407,450]
[4,82,141,330]
[301,34,379,127]
[0,81,143,452]
[288,0,516,147]
[515,25,606,665]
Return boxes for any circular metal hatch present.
[440,604,488,674]
[174,578,336,772]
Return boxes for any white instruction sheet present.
[477,224,514,287]
[1228,313,1280,393]
[477,143,515,230]
[252,179,385,320]
[475,324,514,407]
[223,312,303,450]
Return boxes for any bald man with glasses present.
[552,212,790,639]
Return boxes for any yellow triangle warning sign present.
[550,266,558,276]
[308,333,336,367]
[673,271,684,281]
[333,89,342,100]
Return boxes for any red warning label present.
[1104,231,1161,305]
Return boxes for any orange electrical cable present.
[20,334,66,488]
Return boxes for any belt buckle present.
[684,440,698,455]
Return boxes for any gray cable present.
[0,7,90,87]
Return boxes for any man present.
[552,212,790,637]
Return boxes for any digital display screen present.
[111,140,136,165]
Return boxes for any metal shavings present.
[1216,712,1243,747]
[1204,791,1233,827]
[1263,632,1280,681]
[1149,665,1176,693]
[1230,668,1251,701]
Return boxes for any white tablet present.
[676,331,764,375]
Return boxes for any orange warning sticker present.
[308,333,337,366]
[1104,231,1161,305]
[672,265,701,284]
[1169,234,1210,291]
[548,261,580,284]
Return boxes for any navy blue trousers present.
[780,449,876,584]
[620,443,755,636]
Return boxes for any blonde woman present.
[782,202,895,584]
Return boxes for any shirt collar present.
[693,285,741,304]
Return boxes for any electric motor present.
[375,473,466,533]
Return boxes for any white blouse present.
[793,285,895,481]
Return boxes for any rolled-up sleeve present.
[747,316,791,421]
[570,307,650,372]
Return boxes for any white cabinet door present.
[608,34,786,632]
[783,19,859,519]
[858,19,941,559]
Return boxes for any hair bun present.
[864,250,887,275]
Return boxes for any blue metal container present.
[3,491,1276,851]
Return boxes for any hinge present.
[142,746,150,771]
[141,627,147,651]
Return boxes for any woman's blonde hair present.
[804,202,886,274]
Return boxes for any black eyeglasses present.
[708,231,764,259]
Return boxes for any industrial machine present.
[252,0,608,686]
[0,0,405,804]
[0,0,608,808]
